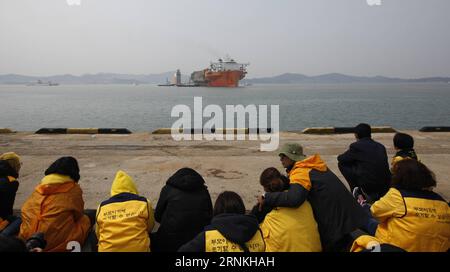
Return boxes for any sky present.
[0,0,449,78]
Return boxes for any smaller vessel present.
[157,77,175,87]
[27,80,59,86]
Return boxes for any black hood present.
[166,168,206,191]
[210,213,259,245]
[45,156,80,182]
[0,160,18,179]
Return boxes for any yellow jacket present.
[288,154,328,191]
[205,229,265,252]
[260,201,322,252]
[19,174,91,252]
[371,188,450,252]
[96,171,154,252]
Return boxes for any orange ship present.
[191,56,249,87]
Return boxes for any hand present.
[257,195,265,212]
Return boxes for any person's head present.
[259,167,288,193]
[354,123,372,140]
[278,143,306,169]
[213,191,246,216]
[45,156,80,182]
[393,133,414,151]
[0,152,22,174]
[166,167,206,191]
[391,159,436,190]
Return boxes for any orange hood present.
[35,174,75,195]
[294,154,328,172]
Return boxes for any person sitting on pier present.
[391,132,418,168]
[257,143,368,252]
[19,157,91,252]
[152,168,213,252]
[354,159,449,252]
[252,167,322,252]
[178,191,265,252]
[0,152,22,237]
[95,170,154,252]
[338,123,391,202]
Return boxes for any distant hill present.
[244,73,450,84]
[0,72,189,85]
[1,72,449,85]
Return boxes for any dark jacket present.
[178,213,263,252]
[338,137,391,197]
[263,155,369,251]
[0,161,19,223]
[152,168,213,252]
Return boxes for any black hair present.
[355,123,372,139]
[391,160,437,190]
[393,133,414,150]
[213,191,246,216]
[259,167,289,192]
[45,156,80,182]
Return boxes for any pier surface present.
[1,131,449,209]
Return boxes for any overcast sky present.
[1,0,449,78]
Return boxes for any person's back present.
[370,160,449,252]
[0,158,19,233]
[255,167,321,252]
[179,191,265,252]
[96,170,154,252]
[19,157,90,252]
[153,168,213,251]
[261,203,321,252]
[338,123,391,201]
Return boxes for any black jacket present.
[0,161,19,221]
[338,137,391,195]
[152,168,213,252]
[178,213,261,252]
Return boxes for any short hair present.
[391,160,436,190]
[354,123,372,139]
[393,133,414,150]
[213,191,246,216]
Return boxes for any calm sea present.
[0,83,449,131]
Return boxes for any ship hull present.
[205,70,245,87]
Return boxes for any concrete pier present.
[1,131,449,210]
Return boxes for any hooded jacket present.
[96,170,154,252]
[264,154,369,251]
[153,168,213,252]
[178,213,265,252]
[370,188,450,252]
[19,174,91,252]
[260,201,322,252]
[0,161,19,231]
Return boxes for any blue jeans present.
[0,216,22,237]
[362,204,379,236]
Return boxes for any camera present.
[26,232,47,251]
